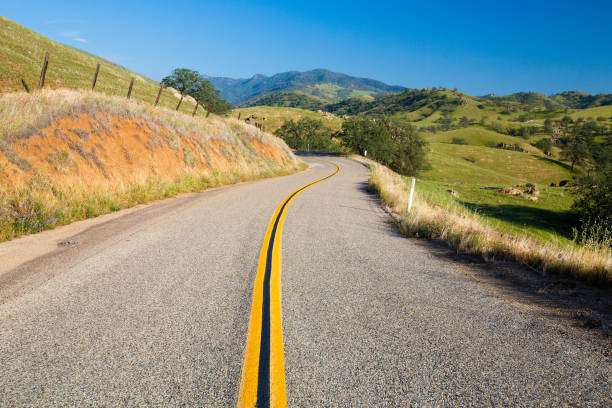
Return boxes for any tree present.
[162,68,203,111]
[572,145,612,247]
[274,118,332,150]
[340,117,428,175]
[533,138,553,155]
[560,136,590,170]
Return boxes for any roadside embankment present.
[0,89,305,241]
[354,156,611,285]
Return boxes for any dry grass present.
[0,89,305,242]
[354,156,611,285]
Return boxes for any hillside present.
[0,15,202,116]
[0,89,303,241]
[233,106,343,133]
[239,90,328,110]
[205,69,404,105]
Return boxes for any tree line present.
[274,116,428,176]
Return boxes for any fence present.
[31,51,218,118]
[20,51,265,128]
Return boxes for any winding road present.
[0,156,609,406]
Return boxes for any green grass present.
[417,142,577,246]
[0,15,202,117]
[426,127,540,153]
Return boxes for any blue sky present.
[2,0,611,95]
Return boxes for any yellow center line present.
[237,158,339,408]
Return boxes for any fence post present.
[364,150,367,157]
[154,85,163,106]
[407,177,416,213]
[38,51,49,89]
[126,77,135,99]
[192,102,199,116]
[238,112,241,120]
[206,109,210,118]
[91,63,100,90]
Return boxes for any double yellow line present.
[237,158,339,408]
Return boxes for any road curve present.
[0,156,609,406]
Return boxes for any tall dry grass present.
[0,89,305,242]
[356,156,611,285]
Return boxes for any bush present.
[451,137,467,145]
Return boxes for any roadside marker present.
[407,177,416,213]
[238,158,339,408]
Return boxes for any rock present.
[559,180,569,187]
[528,196,538,201]
[480,187,500,190]
[502,187,522,195]
[550,183,556,187]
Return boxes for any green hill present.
[0,15,202,116]
[239,91,328,110]
[550,91,612,109]
[205,69,404,105]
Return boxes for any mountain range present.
[204,69,405,105]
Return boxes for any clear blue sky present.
[2,0,611,95]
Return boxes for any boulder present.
[559,180,569,187]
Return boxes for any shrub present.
[451,137,468,145]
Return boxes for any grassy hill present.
[205,68,404,105]
[0,15,201,116]
[238,91,328,110]
[233,106,343,133]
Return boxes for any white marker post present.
[407,177,416,213]
[364,150,367,157]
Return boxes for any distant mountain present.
[204,69,405,105]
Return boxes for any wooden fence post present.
[176,95,184,111]
[192,102,199,116]
[206,109,210,118]
[154,85,164,106]
[38,52,49,89]
[126,77,134,99]
[91,63,100,90]
[237,112,241,120]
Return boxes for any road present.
[0,156,609,406]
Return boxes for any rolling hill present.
[238,90,328,110]
[205,69,404,105]
[0,15,204,116]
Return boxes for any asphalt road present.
[0,156,609,406]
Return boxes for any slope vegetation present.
[0,89,302,241]
[0,15,200,115]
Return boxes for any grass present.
[233,106,344,133]
[0,15,202,117]
[417,142,576,245]
[357,157,611,285]
[426,127,540,153]
[0,89,305,242]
